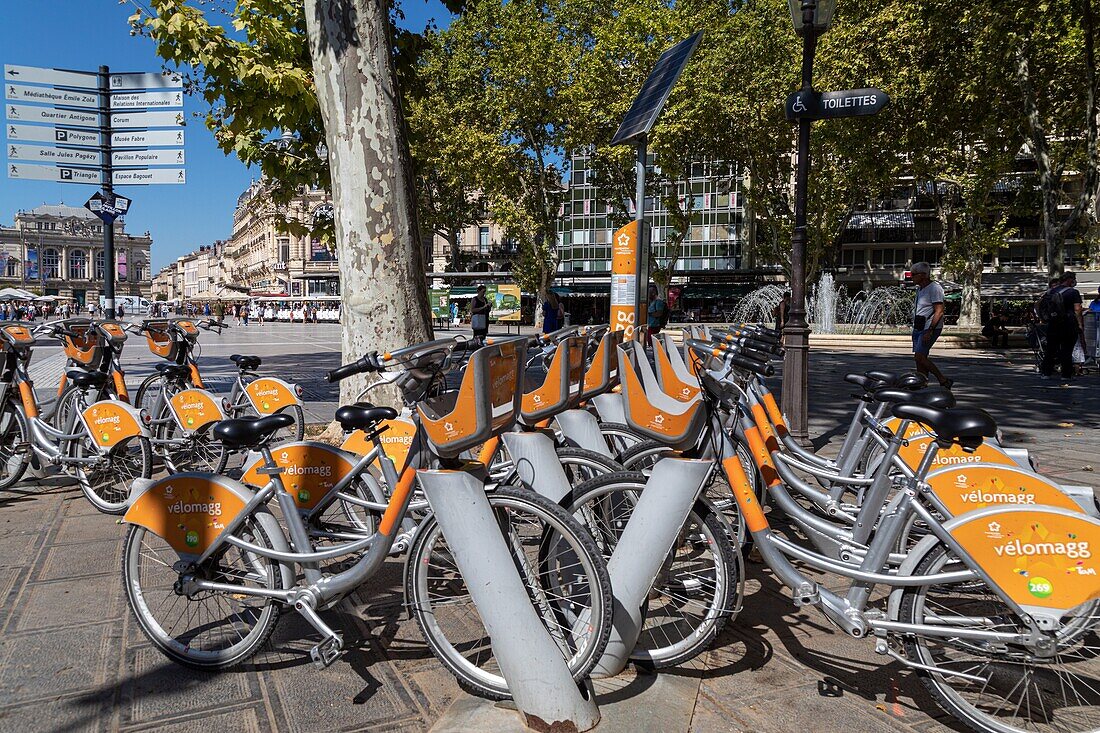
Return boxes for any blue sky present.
[0,0,453,272]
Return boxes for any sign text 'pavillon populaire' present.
[784,88,890,121]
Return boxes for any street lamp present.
[782,0,836,443]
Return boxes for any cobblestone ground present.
[2,325,1096,732]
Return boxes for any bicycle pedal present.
[310,635,345,668]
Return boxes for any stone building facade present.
[0,204,152,306]
[224,180,339,297]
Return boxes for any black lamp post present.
[783,0,836,443]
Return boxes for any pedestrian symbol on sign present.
[8,145,14,157]
[177,171,184,181]
[175,132,182,143]
[176,151,183,162]
[8,106,17,118]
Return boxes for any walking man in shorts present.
[911,262,953,388]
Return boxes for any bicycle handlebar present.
[687,339,774,377]
[326,352,384,383]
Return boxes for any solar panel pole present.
[634,137,649,340]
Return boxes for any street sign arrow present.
[6,124,102,147]
[112,148,185,166]
[110,110,185,129]
[6,103,100,128]
[112,167,186,185]
[785,88,890,121]
[110,90,183,110]
[8,162,102,183]
[8,143,102,166]
[5,83,100,109]
[111,129,185,147]
[109,71,183,91]
[4,64,97,91]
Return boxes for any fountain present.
[728,284,785,326]
[730,277,914,335]
[810,272,839,334]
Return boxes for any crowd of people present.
[1034,271,1100,381]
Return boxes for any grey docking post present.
[417,469,601,731]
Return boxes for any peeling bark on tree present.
[305,0,433,407]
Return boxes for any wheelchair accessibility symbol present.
[791,96,808,113]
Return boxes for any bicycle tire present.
[899,541,1100,733]
[0,403,30,491]
[564,471,738,667]
[405,485,613,700]
[123,516,284,670]
[133,373,163,416]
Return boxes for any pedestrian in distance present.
[1038,271,1086,381]
[470,284,491,346]
[773,290,792,334]
[981,309,1010,349]
[646,284,668,348]
[910,262,953,388]
[542,291,564,334]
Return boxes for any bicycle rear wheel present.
[566,472,738,667]
[899,541,1100,733]
[123,516,283,670]
[405,485,613,700]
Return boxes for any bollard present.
[417,470,601,732]
[590,457,712,678]
[591,392,625,424]
[554,409,613,458]
[500,432,574,502]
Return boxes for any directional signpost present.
[4,63,187,311]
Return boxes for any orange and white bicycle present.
[0,322,152,512]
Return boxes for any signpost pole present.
[783,3,818,444]
[99,65,115,314]
[634,136,648,341]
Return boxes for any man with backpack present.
[1038,271,1086,380]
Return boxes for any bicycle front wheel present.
[899,541,1100,733]
[405,485,613,700]
[0,403,30,491]
[72,433,152,514]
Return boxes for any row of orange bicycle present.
[2,316,1098,732]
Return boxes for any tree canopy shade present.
[133,0,1099,337]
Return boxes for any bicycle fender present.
[244,377,301,414]
[240,441,357,515]
[79,399,149,452]
[168,388,225,434]
[944,505,1100,626]
[125,473,257,561]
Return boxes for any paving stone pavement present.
[2,325,1097,732]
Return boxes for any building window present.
[278,238,290,263]
[840,248,866,267]
[42,248,60,279]
[911,247,942,265]
[68,249,88,280]
[94,251,105,280]
[871,248,907,267]
[478,227,490,254]
[5,256,19,279]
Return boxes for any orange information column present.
[610,220,647,341]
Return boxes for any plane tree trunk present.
[305,0,432,407]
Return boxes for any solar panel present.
[609,31,703,147]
